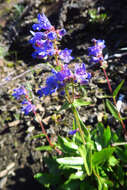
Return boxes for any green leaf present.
[69,171,85,180]
[34,172,61,186]
[31,133,46,139]
[94,124,111,148]
[60,165,82,170]
[73,99,92,107]
[56,157,83,166]
[72,105,90,141]
[115,165,125,186]
[98,176,112,190]
[35,145,53,151]
[60,180,80,190]
[113,80,124,98]
[78,144,92,176]
[103,126,111,147]
[80,182,96,190]
[112,133,119,142]
[108,156,119,166]
[116,147,127,163]
[106,99,120,120]
[26,83,34,99]
[92,147,115,166]
[34,173,50,186]
[57,101,71,113]
[57,136,78,153]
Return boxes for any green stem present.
[65,86,73,104]
[72,105,86,145]
[65,86,86,144]
[99,61,126,133]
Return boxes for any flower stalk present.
[25,95,62,155]
[65,87,86,145]
[72,105,86,145]
[99,61,126,133]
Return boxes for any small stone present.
[27,126,35,133]
[0,177,7,189]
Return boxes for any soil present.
[0,0,127,189]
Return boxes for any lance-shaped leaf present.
[78,144,92,176]
[57,101,71,113]
[113,80,124,98]
[106,99,120,121]
[103,126,111,147]
[69,171,85,180]
[35,145,53,151]
[56,157,83,166]
[57,136,78,153]
[73,99,92,107]
[72,105,91,141]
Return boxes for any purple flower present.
[46,75,59,89]
[75,63,91,84]
[47,31,57,40]
[37,88,44,98]
[68,129,78,135]
[60,90,65,96]
[12,86,26,100]
[32,40,55,59]
[93,39,106,49]
[32,50,47,59]
[37,75,60,97]
[59,48,74,63]
[88,46,101,57]
[58,29,66,37]
[21,100,35,115]
[88,39,106,63]
[29,31,47,44]
[37,66,73,98]
[52,65,73,82]
[32,13,53,31]
[90,56,103,63]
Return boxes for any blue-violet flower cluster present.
[88,39,106,63]
[37,64,73,97]
[12,86,35,115]
[37,63,91,97]
[29,13,73,63]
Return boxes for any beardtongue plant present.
[12,13,127,190]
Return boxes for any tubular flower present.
[21,100,36,115]
[32,40,55,59]
[29,31,47,44]
[30,13,67,60]
[37,65,73,98]
[59,48,74,63]
[53,65,73,82]
[68,129,78,135]
[88,39,106,63]
[37,75,61,98]
[32,13,53,31]
[57,29,66,38]
[12,86,26,100]
[75,63,91,84]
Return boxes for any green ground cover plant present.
[12,13,127,190]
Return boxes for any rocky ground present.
[0,0,127,189]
